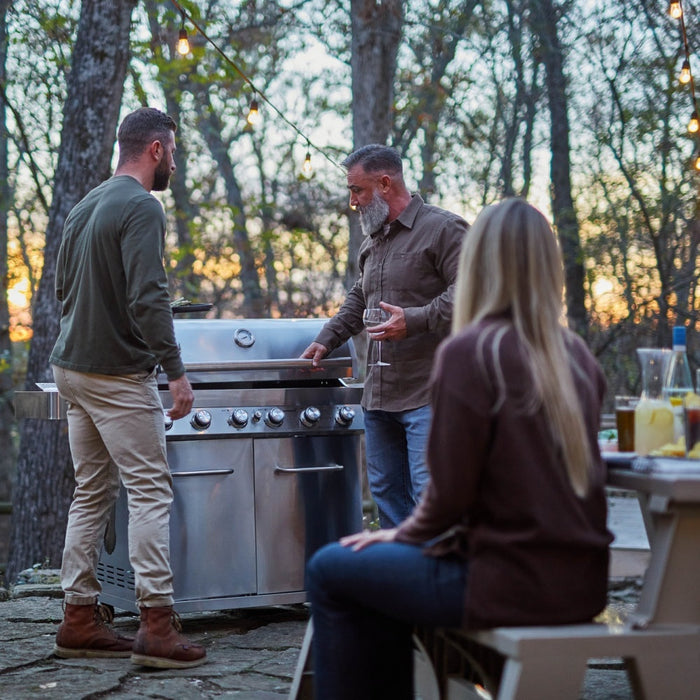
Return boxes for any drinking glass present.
[363,307,390,367]
[615,396,639,453]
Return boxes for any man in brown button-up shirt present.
[302,144,469,527]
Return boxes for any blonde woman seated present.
[305,198,613,699]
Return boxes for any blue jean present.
[306,540,467,700]
[363,405,432,528]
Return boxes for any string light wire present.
[168,0,343,172]
[670,0,700,169]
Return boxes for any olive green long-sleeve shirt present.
[50,175,185,380]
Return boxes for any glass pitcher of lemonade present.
[634,348,673,455]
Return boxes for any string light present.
[176,10,190,55]
[246,95,260,126]
[689,108,700,134]
[168,0,342,174]
[302,148,313,177]
[694,152,700,171]
[669,0,683,19]
[679,59,692,84]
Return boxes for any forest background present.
[0,0,698,582]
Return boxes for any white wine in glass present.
[363,307,390,367]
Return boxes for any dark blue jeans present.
[306,540,467,700]
[363,406,432,528]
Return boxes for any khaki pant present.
[52,365,175,607]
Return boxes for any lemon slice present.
[686,392,700,408]
[650,407,673,427]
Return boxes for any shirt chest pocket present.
[384,250,439,293]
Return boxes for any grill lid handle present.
[181,357,352,372]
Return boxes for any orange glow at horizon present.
[8,277,33,342]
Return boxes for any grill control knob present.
[190,410,212,430]
[229,409,249,428]
[300,406,321,427]
[336,405,356,426]
[163,413,173,431]
[265,407,285,427]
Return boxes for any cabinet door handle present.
[172,469,235,477]
[274,464,344,473]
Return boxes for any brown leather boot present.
[54,602,134,658]
[131,606,206,669]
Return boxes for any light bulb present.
[689,110,700,134]
[695,153,700,171]
[247,98,260,126]
[679,60,691,85]
[302,151,312,176]
[177,28,190,55]
[669,1,683,19]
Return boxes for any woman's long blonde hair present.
[453,198,593,497]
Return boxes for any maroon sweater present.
[396,319,612,628]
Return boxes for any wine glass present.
[363,307,390,367]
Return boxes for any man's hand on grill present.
[300,341,328,368]
[167,375,195,420]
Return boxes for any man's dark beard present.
[359,192,390,236]
[152,159,172,192]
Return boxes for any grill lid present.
[167,318,358,384]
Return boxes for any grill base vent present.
[97,562,135,592]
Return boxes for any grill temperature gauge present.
[335,405,355,426]
[190,410,212,430]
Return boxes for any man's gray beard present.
[359,192,390,236]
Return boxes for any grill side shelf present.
[13,387,66,420]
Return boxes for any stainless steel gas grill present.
[16,318,365,614]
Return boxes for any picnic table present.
[605,455,700,628]
[290,456,700,699]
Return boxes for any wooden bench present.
[291,619,700,699]
[426,623,700,699]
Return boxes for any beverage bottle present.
[663,326,694,442]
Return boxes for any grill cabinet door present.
[253,435,363,595]
[168,438,256,599]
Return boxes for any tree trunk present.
[529,0,588,337]
[346,0,403,286]
[0,0,15,569]
[7,0,137,584]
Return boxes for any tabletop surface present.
[605,455,700,501]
